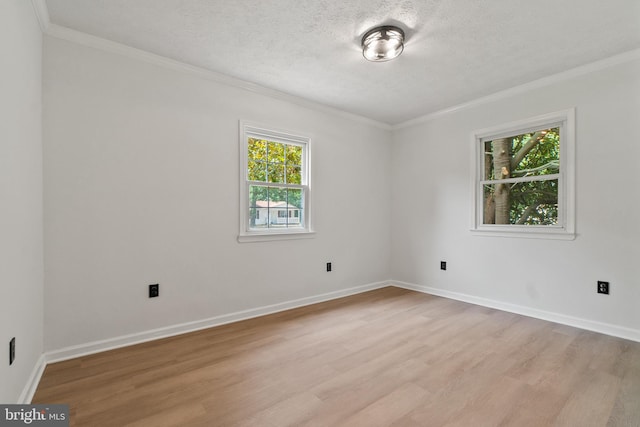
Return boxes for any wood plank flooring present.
[33,287,640,426]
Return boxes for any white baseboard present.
[46,280,391,363]
[31,278,639,400]
[43,279,640,363]
[392,280,640,343]
[19,354,46,403]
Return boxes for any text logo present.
[0,405,68,426]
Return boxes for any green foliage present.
[248,138,302,185]
[247,138,304,228]
[507,180,558,225]
[484,127,560,225]
[249,186,303,209]
[511,128,560,177]
[509,127,559,224]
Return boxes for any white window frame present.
[238,121,314,243]
[470,109,575,240]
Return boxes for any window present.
[471,109,575,239]
[239,122,313,242]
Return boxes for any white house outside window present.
[471,109,575,239]
[239,122,313,242]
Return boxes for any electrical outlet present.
[597,281,609,295]
[149,284,159,298]
[9,337,15,366]
[326,262,332,272]
[440,261,447,270]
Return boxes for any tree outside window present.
[239,123,312,242]
[471,110,575,239]
[482,127,559,225]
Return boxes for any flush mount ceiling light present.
[361,25,405,62]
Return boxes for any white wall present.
[43,37,391,352]
[391,57,640,335]
[41,19,640,358]
[0,1,44,403]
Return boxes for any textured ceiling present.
[45,0,640,125]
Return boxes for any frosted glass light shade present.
[362,26,405,62]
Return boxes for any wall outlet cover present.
[149,284,159,298]
[9,337,15,365]
[597,281,609,295]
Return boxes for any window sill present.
[471,225,576,240]
[238,230,316,243]
[471,227,575,240]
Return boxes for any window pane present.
[249,185,269,229]
[287,188,303,210]
[511,128,560,177]
[266,187,286,203]
[248,138,267,160]
[483,140,494,180]
[249,208,265,228]
[242,124,311,238]
[286,165,301,184]
[267,164,285,183]
[249,185,304,229]
[483,179,558,225]
[267,208,278,226]
[286,145,302,166]
[267,141,285,163]
[484,127,560,180]
[249,185,269,207]
[287,188,304,228]
[248,160,266,182]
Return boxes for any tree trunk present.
[483,141,495,224]
[492,138,511,224]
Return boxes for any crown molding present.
[30,0,50,32]
[393,48,640,130]
[39,17,638,133]
[44,23,392,131]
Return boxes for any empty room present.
[2,0,640,425]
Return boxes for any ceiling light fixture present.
[361,25,405,62]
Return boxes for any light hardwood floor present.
[33,287,640,426]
